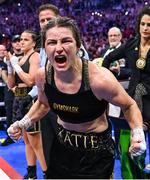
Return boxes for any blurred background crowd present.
[0,0,149,59]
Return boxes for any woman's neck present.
[55,58,82,83]
[139,37,150,59]
[24,49,34,56]
[140,36,150,47]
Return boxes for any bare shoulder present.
[89,61,117,87]
[88,61,121,99]
[35,67,45,87]
[30,51,40,58]
[29,52,40,63]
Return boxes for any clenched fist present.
[7,121,22,141]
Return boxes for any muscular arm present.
[25,67,50,123]
[90,64,143,130]
[26,99,50,124]
[90,63,146,156]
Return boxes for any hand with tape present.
[7,121,22,141]
[129,127,146,156]
[7,115,32,141]
[10,55,23,74]
[6,60,13,74]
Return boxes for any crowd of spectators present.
[0,0,149,59]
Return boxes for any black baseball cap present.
[11,35,20,42]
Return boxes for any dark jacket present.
[101,46,131,80]
[102,36,150,121]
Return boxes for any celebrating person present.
[8,17,146,179]
[29,4,90,167]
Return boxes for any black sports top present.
[15,52,35,85]
[44,60,108,124]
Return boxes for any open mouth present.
[55,55,67,64]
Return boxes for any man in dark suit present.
[101,27,131,80]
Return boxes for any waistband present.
[56,123,112,151]
[14,87,30,97]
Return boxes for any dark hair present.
[38,4,60,16]
[136,6,150,35]
[22,29,38,42]
[22,30,38,49]
[41,17,82,49]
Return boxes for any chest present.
[54,78,81,94]
[140,45,150,59]
[45,83,107,123]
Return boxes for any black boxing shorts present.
[47,123,115,179]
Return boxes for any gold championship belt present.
[15,87,28,97]
[136,57,146,69]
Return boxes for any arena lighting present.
[144,2,148,5]
[5,17,8,21]
[18,3,21,6]
[2,34,5,37]
[97,13,103,17]
[91,12,103,17]
[125,11,129,16]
